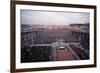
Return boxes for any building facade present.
[21,30,38,48]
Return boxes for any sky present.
[21,10,90,25]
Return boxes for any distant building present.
[68,23,89,32]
